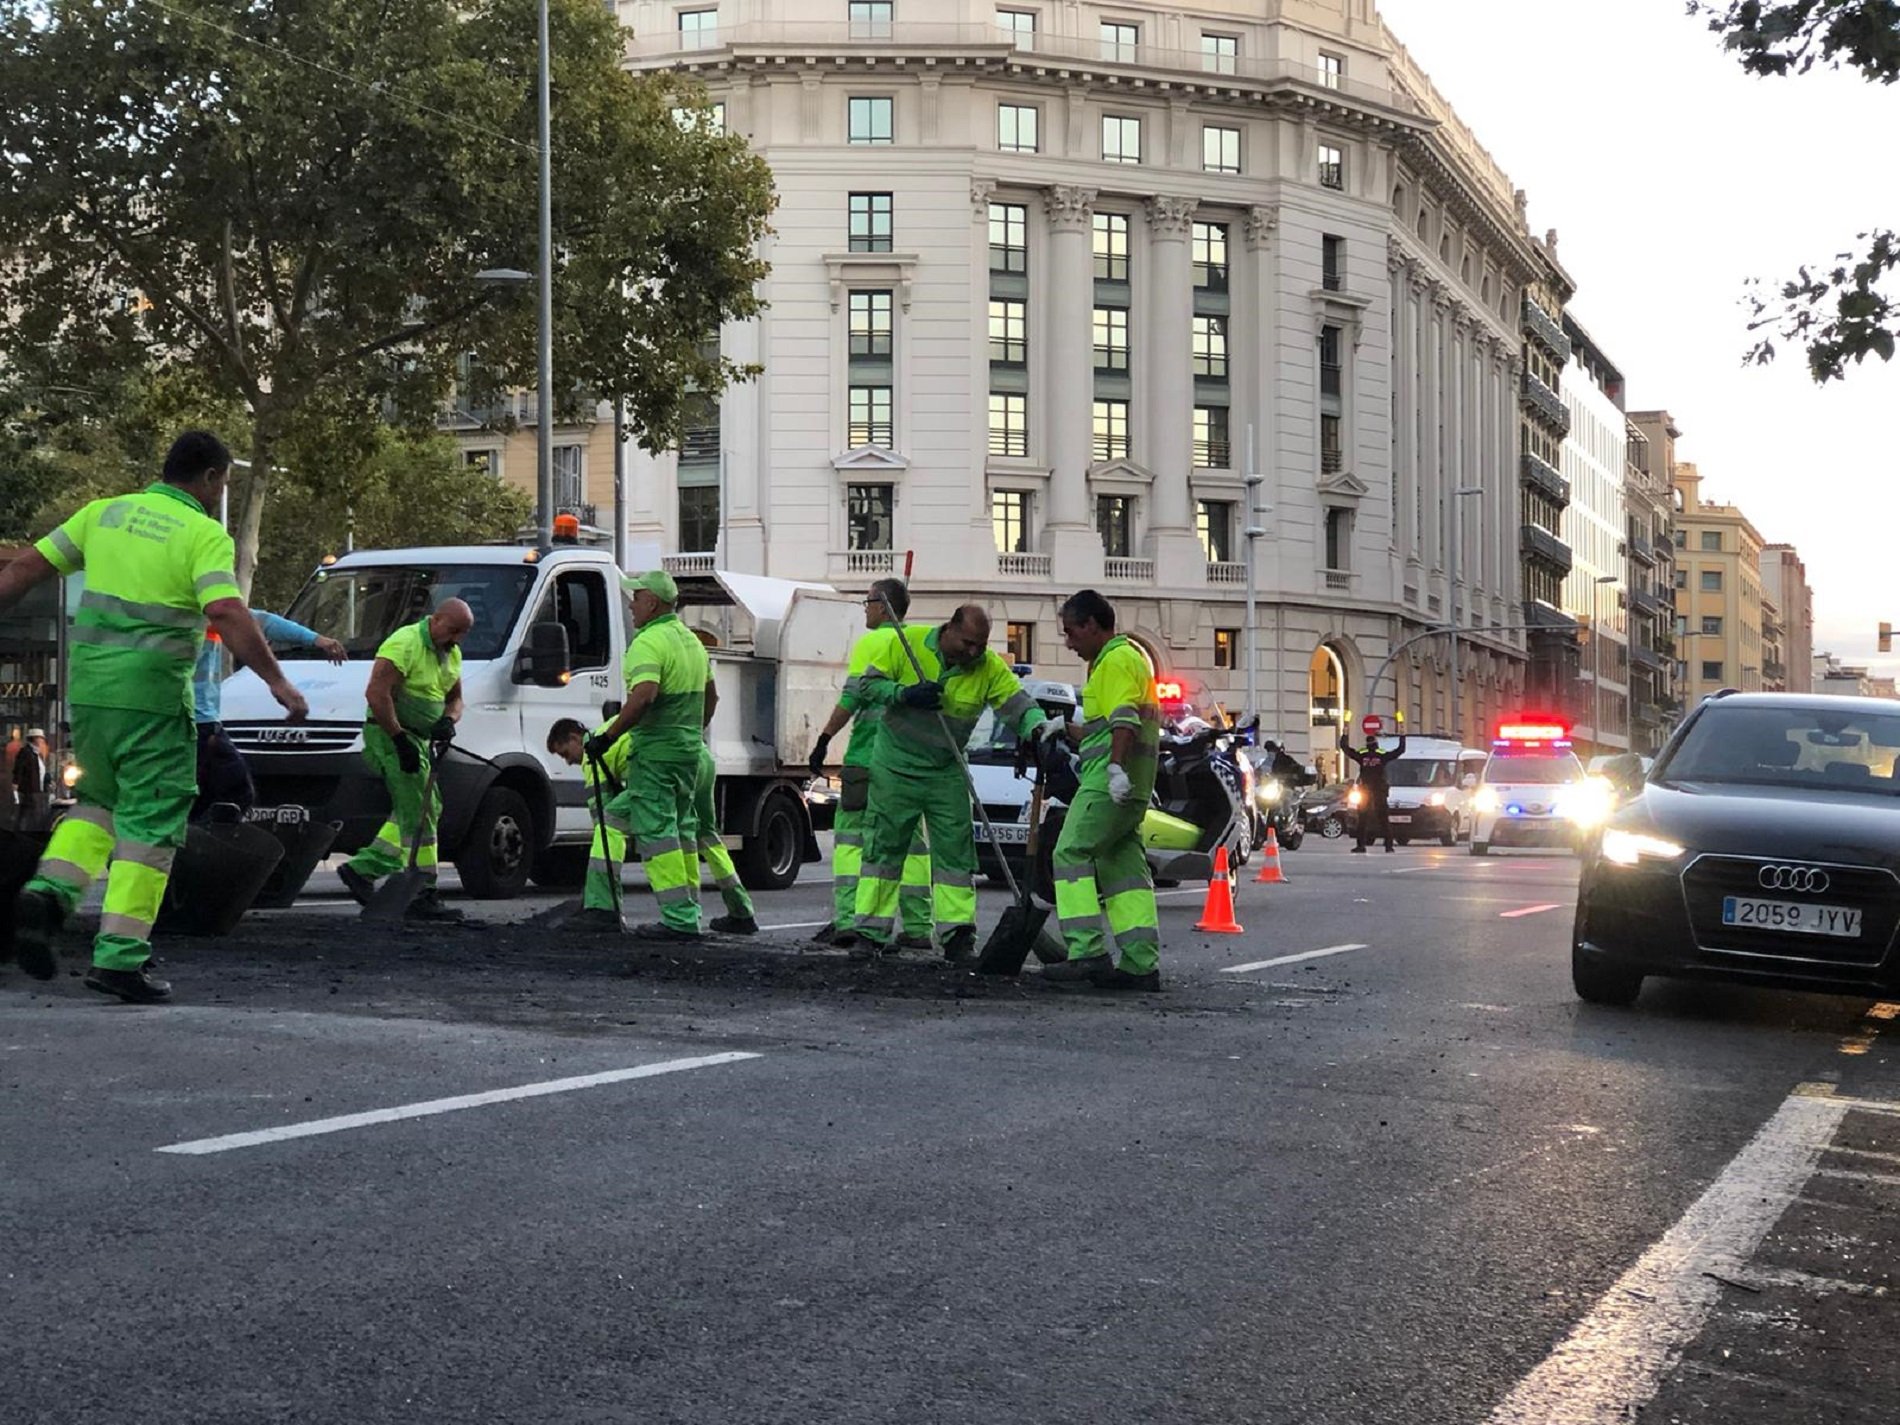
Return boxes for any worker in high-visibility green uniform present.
[336,599,473,920]
[0,430,308,1002]
[806,575,932,950]
[690,740,758,934]
[1042,590,1163,992]
[546,716,631,927]
[590,569,708,941]
[854,604,1064,961]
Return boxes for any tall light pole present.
[535,0,555,547]
[1592,573,1617,754]
[1446,486,1483,741]
[1242,424,1268,723]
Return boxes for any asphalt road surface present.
[5,838,1899,1424]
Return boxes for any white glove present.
[1032,717,1067,744]
[1107,763,1134,804]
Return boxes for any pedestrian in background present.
[11,728,50,832]
[0,430,307,1002]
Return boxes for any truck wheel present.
[736,790,803,892]
[455,786,533,899]
[530,843,589,890]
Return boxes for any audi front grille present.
[1680,854,1900,967]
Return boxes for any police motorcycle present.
[1245,739,1311,851]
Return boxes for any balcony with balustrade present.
[1520,298,1572,364]
[1520,372,1571,437]
[1520,522,1574,576]
[997,551,1053,579]
[1104,557,1155,581]
[1519,451,1569,506]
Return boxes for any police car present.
[967,675,1081,881]
[1469,719,1612,856]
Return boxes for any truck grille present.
[1682,854,1900,967]
[223,721,362,756]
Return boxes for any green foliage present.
[1691,1,1900,380]
[0,0,774,588]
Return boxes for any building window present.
[1197,500,1234,563]
[1700,569,1723,592]
[1100,21,1138,63]
[1319,325,1342,399]
[463,449,496,476]
[1214,628,1239,669]
[1192,316,1228,378]
[1701,616,1724,636]
[678,8,718,48]
[997,9,1035,46]
[553,444,585,508]
[1202,126,1241,175]
[1318,143,1344,190]
[848,290,893,357]
[997,103,1039,153]
[848,386,893,447]
[1194,406,1231,469]
[848,96,893,144]
[846,483,895,550]
[992,489,1029,552]
[1325,507,1351,570]
[1322,234,1344,291]
[1092,307,1130,372]
[679,393,720,464]
[989,299,1027,365]
[1102,115,1141,165]
[989,201,1027,274]
[1092,212,1129,280]
[1193,222,1228,291]
[1674,529,1688,548]
[849,0,893,39]
[988,393,1028,457]
[1320,414,1343,474]
[1203,32,1238,75]
[1318,51,1345,89]
[1674,569,1687,589]
[1700,530,1722,551]
[1701,660,1725,683]
[1097,494,1134,556]
[849,192,893,252]
[1092,400,1129,462]
[679,485,720,553]
[1006,621,1035,664]
[671,101,725,133]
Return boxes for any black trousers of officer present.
[1356,786,1392,851]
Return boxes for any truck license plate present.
[974,824,1029,845]
[1721,897,1862,938]
[1388,815,1411,824]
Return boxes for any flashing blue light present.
[1506,804,1524,816]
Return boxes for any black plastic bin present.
[244,807,340,910]
[0,827,50,959]
[153,819,285,938]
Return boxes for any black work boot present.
[337,864,377,907]
[1041,953,1111,985]
[846,936,885,962]
[1095,963,1162,993]
[628,921,702,944]
[565,906,626,933]
[84,964,173,1004]
[809,923,841,946]
[9,889,63,981]
[710,913,759,935]
[940,927,977,965]
[408,888,463,922]
[897,931,935,952]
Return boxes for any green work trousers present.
[346,726,439,886]
[27,705,196,970]
[692,748,753,919]
[583,786,627,913]
[831,806,932,937]
[1052,788,1160,974]
[605,752,700,933]
[854,763,976,946]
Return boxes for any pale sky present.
[1378,0,1900,674]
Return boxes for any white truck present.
[1381,734,1489,846]
[217,544,857,898]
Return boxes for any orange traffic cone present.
[1195,845,1244,934]
[1254,826,1288,885]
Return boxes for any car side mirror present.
[1602,752,1645,795]
[514,621,571,687]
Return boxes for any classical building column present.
[1144,194,1201,584]
[721,312,765,573]
[1040,183,1103,583]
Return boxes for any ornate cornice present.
[1145,194,1197,239]
[1042,184,1097,232]
[1245,204,1279,252]
[970,179,996,218]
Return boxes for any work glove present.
[808,732,832,778]
[1106,763,1135,805]
[899,681,943,710]
[584,730,616,764]
[1031,717,1067,744]
[395,735,422,775]
[429,715,457,745]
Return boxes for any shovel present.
[977,758,1068,976]
[523,748,624,930]
[871,593,1049,973]
[362,739,449,924]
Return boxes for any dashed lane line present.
[1499,903,1563,919]
[155,1052,763,1157]
[1220,943,1369,975]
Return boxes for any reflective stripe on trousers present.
[833,808,933,935]
[854,764,977,944]
[1051,788,1159,973]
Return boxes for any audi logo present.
[1758,865,1831,894]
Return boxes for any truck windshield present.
[282,564,539,662]
[1387,759,1454,788]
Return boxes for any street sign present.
[1362,714,1384,737]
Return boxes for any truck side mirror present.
[514,621,571,687]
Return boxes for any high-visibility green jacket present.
[838,624,911,769]
[624,612,708,760]
[857,624,1045,776]
[373,618,464,736]
[1079,635,1161,797]
[583,719,632,792]
[36,482,241,715]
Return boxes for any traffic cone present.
[1195,845,1244,934]
[1254,827,1288,885]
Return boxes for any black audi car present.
[1573,691,1900,1005]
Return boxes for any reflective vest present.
[1079,636,1161,796]
[624,612,708,760]
[872,625,1043,776]
[373,618,463,736]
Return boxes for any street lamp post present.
[534,0,555,547]
[1592,573,1617,755]
[1446,486,1483,742]
[1242,424,1269,724]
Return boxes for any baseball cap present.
[621,569,679,603]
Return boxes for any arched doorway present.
[1308,643,1350,783]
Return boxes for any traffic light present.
[1882,622,1893,654]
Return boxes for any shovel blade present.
[361,869,430,925]
[975,900,1051,977]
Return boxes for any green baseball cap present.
[620,569,679,603]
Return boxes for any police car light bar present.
[1496,721,1569,743]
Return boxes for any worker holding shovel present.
[546,717,631,930]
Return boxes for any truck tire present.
[530,843,590,890]
[455,786,534,899]
[735,789,803,892]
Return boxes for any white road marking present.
[1486,1085,1848,1424]
[155,1051,762,1157]
[1499,903,1562,919]
[761,920,832,932]
[1220,943,1369,974]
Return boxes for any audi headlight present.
[1473,787,1500,814]
[1599,829,1686,867]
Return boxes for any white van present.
[1382,735,1489,846]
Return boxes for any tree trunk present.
[234,422,275,601]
